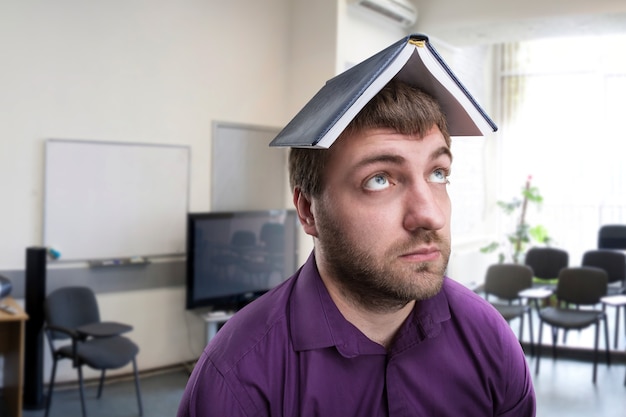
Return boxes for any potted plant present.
[481,176,551,264]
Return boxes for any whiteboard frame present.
[42,139,191,261]
[211,121,286,211]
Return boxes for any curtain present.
[498,35,626,263]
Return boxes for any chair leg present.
[593,322,600,384]
[97,369,106,399]
[535,320,543,375]
[614,306,620,349]
[551,327,558,359]
[77,366,88,417]
[44,357,59,417]
[620,306,626,344]
[603,314,611,366]
[528,309,535,356]
[132,358,144,416]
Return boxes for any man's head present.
[289,80,451,198]
[290,80,453,311]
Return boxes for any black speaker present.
[23,246,47,409]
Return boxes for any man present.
[178,77,535,416]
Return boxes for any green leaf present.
[529,225,549,243]
[480,242,500,253]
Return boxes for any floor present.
[11,307,626,417]
[10,353,624,417]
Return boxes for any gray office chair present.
[582,249,626,348]
[535,267,610,383]
[598,224,626,250]
[582,249,626,295]
[483,263,535,355]
[44,286,143,417]
[524,247,569,289]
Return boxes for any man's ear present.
[293,187,318,237]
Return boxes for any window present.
[498,34,626,262]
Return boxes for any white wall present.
[0,0,293,383]
[0,0,497,385]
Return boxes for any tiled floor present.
[15,353,626,417]
[15,305,626,417]
[19,367,189,417]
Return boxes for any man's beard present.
[315,209,450,313]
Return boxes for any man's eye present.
[429,168,450,184]
[364,174,391,191]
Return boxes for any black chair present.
[535,267,611,383]
[582,249,626,295]
[583,249,626,348]
[44,286,143,417]
[524,247,569,289]
[598,224,626,250]
[484,263,535,354]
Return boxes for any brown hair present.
[289,79,450,197]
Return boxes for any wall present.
[0,0,292,383]
[0,0,497,386]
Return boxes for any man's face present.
[306,127,452,311]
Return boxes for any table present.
[518,287,555,355]
[76,321,132,338]
[0,297,28,417]
[519,287,554,311]
[202,311,235,345]
[600,294,626,349]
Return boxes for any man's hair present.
[289,80,450,198]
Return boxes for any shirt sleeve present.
[496,325,536,417]
[177,352,250,417]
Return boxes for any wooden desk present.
[0,297,28,417]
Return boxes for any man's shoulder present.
[204,276,296,371]
[442,277,504,320]
[442,277,485,304]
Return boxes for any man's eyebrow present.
[353,154,406,170]
[353,146,453,170]
[433,146,453,162]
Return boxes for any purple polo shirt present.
[178,253,535,417]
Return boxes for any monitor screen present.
[186,209,300,310]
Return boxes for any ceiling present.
[413,0,626,46]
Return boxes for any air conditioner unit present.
[349,0,418,28]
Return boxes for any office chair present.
[583,249,626,348]
[524,247,569,289]
[582,249,626,295]
[44,286,143,417]
[535,267,610,383]
[598,224,626,250]
[483,263,535,354]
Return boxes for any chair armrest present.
[76,321,133,338]
[46,323,79,339]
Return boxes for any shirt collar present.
[290,252,452,356]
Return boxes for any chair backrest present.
[524,247,569,280]
[581,249,626,284]
[231,230,256,247]
[260,222,285,252]
[45,286,100,340]
[484,263,534,300]
[555,267,608,306]
[598,224,626,250]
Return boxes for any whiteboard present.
[212,122,286,211]
[44,139,189,261]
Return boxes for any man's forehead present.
[331,127,452,165]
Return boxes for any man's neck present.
[320,273,415,349]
